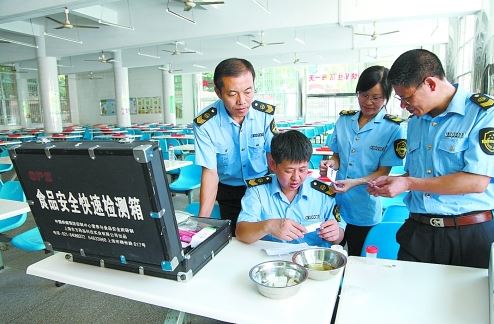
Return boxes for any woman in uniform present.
[319,65,406,256]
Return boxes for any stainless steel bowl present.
[249,260,308,299]
[292,248,347,280]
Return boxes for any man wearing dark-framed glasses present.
[368,49,494,269]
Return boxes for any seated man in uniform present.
[236,130,345,247]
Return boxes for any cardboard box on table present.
[9,141,230,281]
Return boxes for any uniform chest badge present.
[247,176,272,188]
[480,128,494,155]
[310,180,336,197]
[394,139,407,159]
[194,107,217,126]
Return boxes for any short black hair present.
[213,58,256,90]
[388,49,445,87]
[271,130,312,164]
[356,65,392,101]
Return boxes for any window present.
[174,75,183,119]
[0,65,20,126]
[456,15,475,90]
[59,75,71,122]
[25,76,71,124]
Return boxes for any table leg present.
[164,309,189,324]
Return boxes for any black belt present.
[410,210,493,227]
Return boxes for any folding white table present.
[335,256,488,324]
[27,239,342,324]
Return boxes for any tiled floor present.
[0,181,227,324]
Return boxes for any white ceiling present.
[0,0,483,76]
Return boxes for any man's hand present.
[269,219,306,241]
[367,176,409,197]
[319,159,337,177]
[318,220,342,242]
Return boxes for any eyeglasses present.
[357,92,384,104]
[394,78,427,106]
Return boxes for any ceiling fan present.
[353,21,399,41]
[250,31,285,49]
[162,41,197,55]
[85,51,117,64]
[175,0,225,11]
[158,64,182,73]
[46,7,99,29]
[292,53,308,64]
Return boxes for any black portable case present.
[10,140,231,281]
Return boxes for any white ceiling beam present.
[0,0,118,23]
[340,0,482,24]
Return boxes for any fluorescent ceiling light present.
[137,51,160,59]
[192,64,206,68]
[0,37,38,48]
[166,8,196,24]
[44,32,83,44]
[236,40,251,50]
[294,37,305,45]
[251,0,270,14]
[272,58,281,64]
[19,67,38,71]
[98,19,135,31]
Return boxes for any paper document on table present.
[263,242,310,256]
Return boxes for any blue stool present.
[11,227,46,252]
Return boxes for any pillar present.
[35,32,62,133]
[161,66,176,125]
[113,50,131,127]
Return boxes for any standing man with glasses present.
[319,65,407,256]
[368,49,494,268]
[193,58,277,235]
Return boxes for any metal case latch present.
[161,256,179,272]
[133,144,154,163]
[44,145,56,159]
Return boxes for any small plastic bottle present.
[365,245,378,258]
[168,145,175,161]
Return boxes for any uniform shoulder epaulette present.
[247,175,272,188]
[310,179,336,197]
[384,114,404,124]
[252,100,275,115]
[193,107,217,126]
[470,93,494,110]
[339,110,358,116]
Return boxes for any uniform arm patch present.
[471,94,494,109]
[252,100,275,115]
[339,110,358,116]
[247,176,272,188]
[394,139,407,159]
[479,128,494,155]
[270,119,279,134]
[332,205,342,222]
[384,114,404,124]
[310,180,336,197]
[194,107,217,126]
